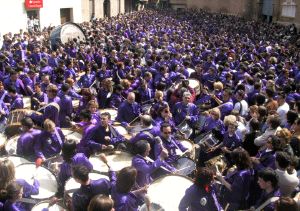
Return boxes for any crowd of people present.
[0,8,299,211]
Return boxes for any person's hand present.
[185,116,191,121]
[99,153,108,164]
[35,157,44,167]
[101,145,108,150]
[251,157,260,164]
[48,197,59,207]
[221,147,230,153]
[104,136,111,141]
[107,145,114,150]
[160,149,169,159]
[0,109,5,115]
[40,102,46,107]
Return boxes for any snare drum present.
[205,155,227,173]
[147,175,193,211]
[89,151,133,173]
[141,104,152,114]
[72,100,80,110]
[175,157,196,177]
[179,139,195,159]
[1,155,29,167]
[15,163,58,200]
[5,135,19,155]
[61,128,82,144]
[99,108,118,121]
[31,200,66,211]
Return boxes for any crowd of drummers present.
[0,8,299,211]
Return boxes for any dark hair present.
[101,112,111,120]
[269,135,285,151]
[266,88,275,98]
[79,110,92,121]
[116,167,137,193]
[276,151,290,169]
[88,194,114,211]
[269,116,281,129]
[72,165,90,182]
[255,94,266,106]
[62,139,77,163]
[61,83,70,92]
[258,168,278,188]
[134,140,149,156]
[21,117,34,129]
[160,122,171,132]
[5,181,22,200]
[275,197,298,211]
[250,118,260,131]
[286,110,298,125]
[194,167,214,188]
[231,149,251,170]
[7,86,17,94]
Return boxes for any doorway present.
[104,0,111,18]
[60,8,73,24]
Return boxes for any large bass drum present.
[50,22,86,50]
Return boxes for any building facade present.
[0,0,132,35]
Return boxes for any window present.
[281,0,297,18]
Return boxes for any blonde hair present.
[224,115,237,126]
[43,119,56,132]
[213,81,224,91]
[0,159,15,189]
[210,108,221,120]
[87,100,99,109]
[276,128,292,144]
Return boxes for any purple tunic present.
[17,129,42,161]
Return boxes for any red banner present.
[25,0,43,9]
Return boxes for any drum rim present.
[15,162,59,198]
[2,155,30,166]
[92,149,133,157]
[32,199,65,209]
[150,173,194,184]
[61,128,82,136]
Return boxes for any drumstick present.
[145,156,173,174]
[129,115,140,126]
[98,153,111,169]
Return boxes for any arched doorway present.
[104,0,111,18]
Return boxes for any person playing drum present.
[34,119,64,166]
[71,165,111,211]
[129,115,160,158]
[179,167,223,211]
[31,83,47,110]
[2,181,24,211]
[86,112,125,155]
[0,159,40,210]
[132,140,174,187]
[7,86,24,111]
[57,139,93,197]
[58,83,73,128]
[16,117,42,161]
[116,92,141,128]
[30,84,61,127]
[88,194,114,211]
[154,122,188,167]
[149,90,169,120]
[87,100,101,125]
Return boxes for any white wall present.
[40,0,83,28]
[0,0,28,34]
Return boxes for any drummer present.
[7,86,24,111]
[154,122,188,166]
[172,92,198,128]
[86,112,125,155]
[31,83,47,110]
[30,84,61,126]
[58,83,73,128]
[34,119,64,165]
[16,117,42,161]
[149,90,169,119]
[57,139,93,196]
[0,91,9,132]
[132,140,174,187]
[179,167,223,211]
[116,92,141,128]
[87,100,101,125]
[71,165,111,211]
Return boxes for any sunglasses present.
[163,131,172,134]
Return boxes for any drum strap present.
[54,128,63,146]
[143,131,154,140]
[37,102,60,113]
[255,197,279,211]
[44,94,48,104]
[0,91,7,104]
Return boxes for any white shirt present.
[233,100,248,117]
[277,102,290,126]
[276,169,299,197]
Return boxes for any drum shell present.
[205,155,227,173]
[1,155,29,167]
[175,157,196,177]
[178,139,195,159]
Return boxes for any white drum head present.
[65,173,109,197]
[0,133,7,147]
[3,156,29,167]
[32,200,65,211]
[62,129,82,144]
[179,140,193,151]
[72,100,80,108]
[23,97,31,109]
[15,164,58,199]
[5,135,20,155]
[139,202,165,211]
[89,151,133,173]
[147,175,193,211]
[100,109,118,121]
[113,126,128,136]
